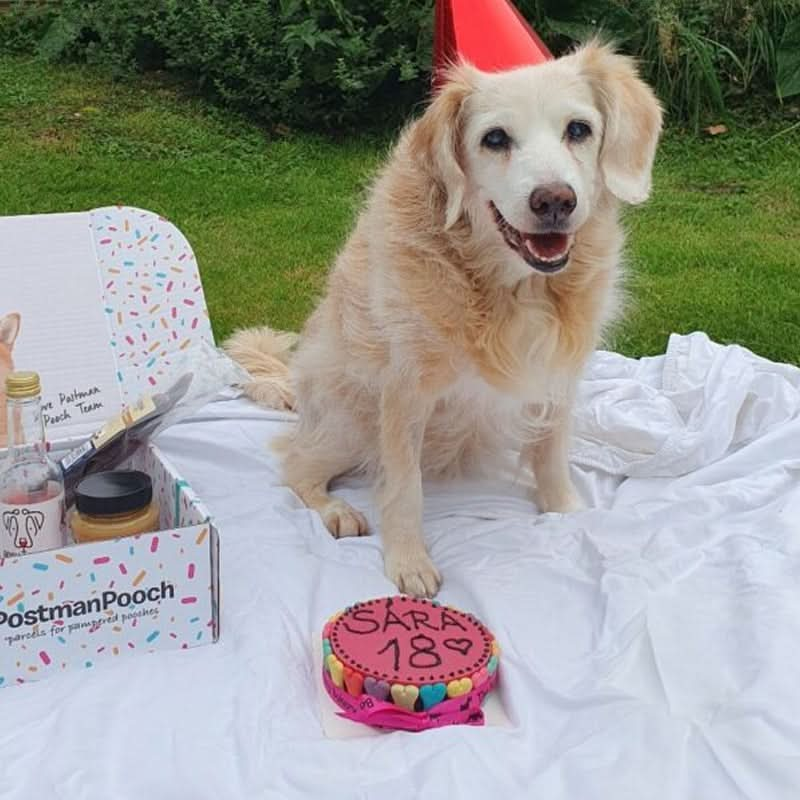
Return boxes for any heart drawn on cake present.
[391,684,420,711]
[420,683,447,710]
[364,677,391,701]
[443,638,473,656]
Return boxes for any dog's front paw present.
[384,545,442,598]
[535,485,585,514]
[320,500,369,538]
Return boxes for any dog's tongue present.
[524,233,569,261]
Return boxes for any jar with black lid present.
[71,470,160,543]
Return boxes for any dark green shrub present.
[777,15,800,99]
[2,0,799,130]
[152,0,434,130]
[18,0,435,130]
[537,0,800,126]
[0,0,55,54]
[37,0,169,74]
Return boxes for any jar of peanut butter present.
[71,470,159,543]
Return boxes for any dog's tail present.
[223,326,298,411]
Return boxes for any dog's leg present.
[283,446,369,538]
[377,378,441,598]
[525,406,584,514]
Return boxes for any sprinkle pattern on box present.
[131,444,211,531]
[0,526,214,686]
[89,206,214,403]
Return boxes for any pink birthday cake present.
[322,596,500,731]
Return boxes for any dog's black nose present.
[529,184,577,223]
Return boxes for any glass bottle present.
[0,371,67,556]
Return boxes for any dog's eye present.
[482,128,512,151]
[566,121,592,143]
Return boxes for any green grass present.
[1,55,799,363]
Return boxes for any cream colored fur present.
[224,326,297,410]
[225,43,662,597]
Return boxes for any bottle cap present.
[5,371,41,399]
[75,470,154,517]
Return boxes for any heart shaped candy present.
[326,654,344,687]
[446,677,473,698]
[419,683,447,709]
[322,639,332,658]
[364,677,391,701]
[471,668,489,688]
[487,655,498,674]
[344,667,364,697]
[391,684,420,711]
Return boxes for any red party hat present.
[432,0,553,90]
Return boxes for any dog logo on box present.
[2,508,45,553]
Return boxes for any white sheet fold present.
[3,334,799,800]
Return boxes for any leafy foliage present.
[535,0,800,127]
[0,0,55,54]
[17,0,434,130]
[776,16,800,98]
[0,0,798,130]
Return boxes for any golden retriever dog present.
[0,312,21,448]
[225,43,662,597]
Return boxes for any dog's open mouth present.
[490,202,573,274]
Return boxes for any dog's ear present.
[0,313,20,347]
[577,42,663,204]
[409,64,476,229]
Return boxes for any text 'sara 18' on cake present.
[322,596,500,731]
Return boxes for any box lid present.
[0,206,214,448]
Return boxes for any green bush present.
[36,0,163,73]
[537,0,800,128]
[22,0,436,130]
[0,0,55,54]
[154,0,434,130]
[2,0,799,130]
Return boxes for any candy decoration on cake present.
[322,596,500,732]
[432,0,552,91]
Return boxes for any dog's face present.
[462,65,605,273]
[411,43,662,282]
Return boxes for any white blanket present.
[3,332,800,799]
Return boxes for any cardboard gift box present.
[0,206,220,687]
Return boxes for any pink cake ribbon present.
[323,669,498,732]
